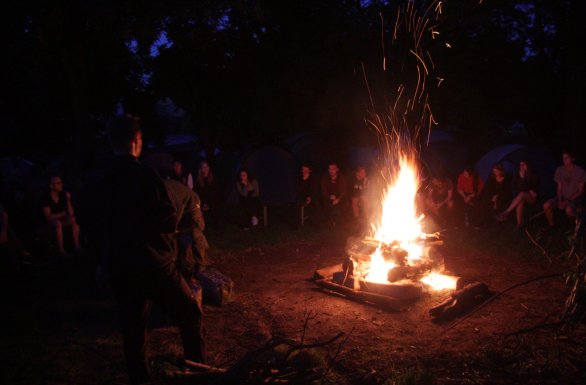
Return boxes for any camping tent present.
[475,144,557,198]
[420,129,468,181]
[226,145,299,205]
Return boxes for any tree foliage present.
[1,0,584,155]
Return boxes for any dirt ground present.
[2,218,585,385]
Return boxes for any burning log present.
[359,280,423,301]
[429,282,492,321]
[313,264,343,280]
[315,279,403,311]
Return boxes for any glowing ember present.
[420,272,459,290]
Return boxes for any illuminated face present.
[356,168,366,180]
[562,153,573,167]
[519,162,527,173]
[492,167,503,177]
[328,164,339,179]
[50,177,63,192]
[239,171,248,183]
[173,161,184,176]
[134,131,143,157]
[200,162,210,176]
[302,166,311,179]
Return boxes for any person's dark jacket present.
[79,155,177,273]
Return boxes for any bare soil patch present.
[1,221,585,384]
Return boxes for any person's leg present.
[155,263,206,363]
[50,219,65,254]
[351,197,359,219]
[71,219,81,250]
[117,296,153,385]
[515,200,525,227]
[543,200,555,226]
[502,193,524,216]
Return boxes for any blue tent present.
[475,144,557,199]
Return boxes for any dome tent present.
[226,145,299,206]
[475,144,557,199]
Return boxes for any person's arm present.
[65,191,75,218]
[187,173,194,190]
[335,176,347,203]
[570,181,585,202]
[439,188,453,207]
[0,208,8,243]
[251,179,260,197]
[42,206,67,222]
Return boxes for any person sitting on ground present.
[194,160,219,218]
[424,174,455,227]
[320,162,347,226]
[236,168,262,229]
[297,164,320,224]
[543,151,586,228]
[169,158,194,190]
[41,176,81,256]
[456,165,483,227]
[495,159,538,228]
[350,166,370,222]
[478,162,511,225]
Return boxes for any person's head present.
[562,151,575,167]
[301,165,311,179]
[492,162,505,177]
[328,163,339,179]
[49,176,64,193]
[107,114,142,156]
[518,159,531,176]
[463,165,476,178]
[431,176,445,189]
[172,159,185,177]
[355,166,367,180]
[199,161,211,177]
[238,168,250,184]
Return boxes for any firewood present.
[315,279,403,310]
[360,280,423,301]
[450,282,490,301]
[313,264,343,280]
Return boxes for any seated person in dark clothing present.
[350,166,370,222]
[41,176,81,256]
[236,168,262,228]
[495,159,538,228]
[479,162,511,224]
[79,114,205,385]
[168,158,194,190]
[194,160,220,219]
[297,164,321,224]
[424,175,454,226]
[320,162,347,226]
[164,179,209,279]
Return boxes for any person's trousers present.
[112,263,205,384]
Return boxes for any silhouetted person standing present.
[80,115,205,385]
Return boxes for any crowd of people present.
[1,113,585,384]
[295,152,586,236]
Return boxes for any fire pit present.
[314,155,462,310]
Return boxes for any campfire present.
[315,154,462,309]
